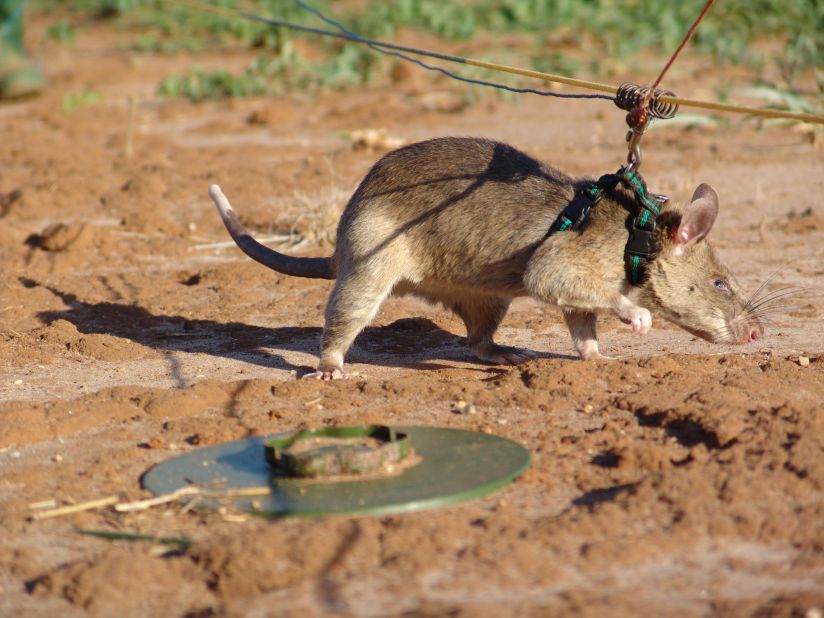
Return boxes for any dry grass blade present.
[192,234,302,252]
[114,486,271,513]
[30,496,119,520]
[114,486,200,512]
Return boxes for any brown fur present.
[211,136,762,378]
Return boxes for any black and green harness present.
[547,165,667,286]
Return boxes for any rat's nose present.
[747,326,760,342]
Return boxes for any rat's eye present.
[713,278,730,293]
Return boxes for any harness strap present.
[620,168,665,285]
[547,166,666,286]
[546,172,619,236]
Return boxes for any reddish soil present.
[2,15,824,618]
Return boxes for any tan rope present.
[463,58,824,125]
[166,0,824,125]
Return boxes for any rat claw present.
[580,350,614,360]
[576,340,613,360]
[302,368,346,381]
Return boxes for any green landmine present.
[143,426,531,518]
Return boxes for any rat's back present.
[336,137,574,290]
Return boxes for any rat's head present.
[639,184,763,345]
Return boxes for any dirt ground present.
[2,15,824,618]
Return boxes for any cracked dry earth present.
[2,17,824,618]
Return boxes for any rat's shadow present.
[32,281,571,377]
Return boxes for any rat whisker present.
[745,268,787,308]
[747,307,797,319]
[747,315,779,326]
[747,288,807,312]
[748,283,799,299]
[747,285,803,307]
[751,311,787,321]
[747,302,798,312]
[746,296,804,310]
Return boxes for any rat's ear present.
[674,183,719,256]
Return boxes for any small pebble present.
[798,356,810,367]
[52,454,63,463]
[14,379,23,385]
[452,400,477,415]
[146,437,165,450]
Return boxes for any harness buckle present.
[548,196,592,234]
[625,222,657,259]
[565,194,595,228]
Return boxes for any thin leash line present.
[290,0,611,100]
[165,0,609,100]
[272,2,613,100]
[646,0,716,103]
[164,0,824,125]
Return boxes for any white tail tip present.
[208,183,235,215]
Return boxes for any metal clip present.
[626,128,643,166]
[624,106,651,169]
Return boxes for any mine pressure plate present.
[142,425,531,517]
[265,425,414,478]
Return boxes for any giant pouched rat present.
[209,137,763,379]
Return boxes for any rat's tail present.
[208,184,335,280]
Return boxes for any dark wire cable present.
[274,0,614,101]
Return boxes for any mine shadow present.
[32,281,570,378]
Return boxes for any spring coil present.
[614,83,679,119]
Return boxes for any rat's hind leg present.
[308,270,396,380]
[453,295,537,365]
[563,308,607,360]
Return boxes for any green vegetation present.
[36,1,823,103]
[44,18,75,42]
[62,88,102,112]
[157,41,379,100]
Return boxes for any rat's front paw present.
[619,306,652,336]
